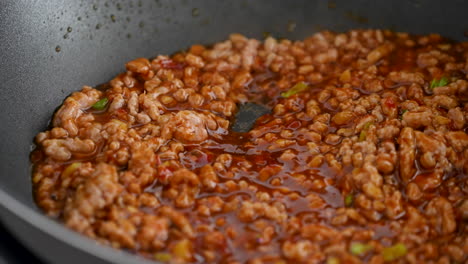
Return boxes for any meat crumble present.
[31,30,468,263]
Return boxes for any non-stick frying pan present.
[0,1,466,263]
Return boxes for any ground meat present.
[32,30,468,263]
[63,163,121,233]
[399,127,417,183]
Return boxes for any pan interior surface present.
[0,0,467,263]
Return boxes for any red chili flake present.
[385,97,396,108]
[159,59,185,70]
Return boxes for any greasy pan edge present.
[0,189,158,264]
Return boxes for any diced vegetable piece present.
[430,77,449,89]
[62,162,81,178]
[350,242,373,256]
[363,121,373,130]
[399,109,407,120]
[359,130,367,142]
[438,77,449,87]
[162,161,172,166]
[92,97,109,110]
[327,256,340,264]
[339,69,351,83]
[154,252,172,262]
[344,194,353,207]
[281,82,309,98]
[382,243,407,262]
[358,122,373,142]
[172,239,192,261]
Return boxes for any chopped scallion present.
[359,130,367,142]
[92,97,109,110]
[281,82,309,98]
[382,243,407,262]
[344,194,353,207]
[358,122,373,142]
[350,242,373,256]
[438,77,449,87]
[399,109,408,120]
[363,121,373,130]
[430,77,449,89]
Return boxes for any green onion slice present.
[430,77,449,89]
[281,82,309,98]
[344,194,354,207]
[382,243,407,262]
[92,97,109,110]
[350,242,373,256]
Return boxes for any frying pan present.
[0,0,466,263]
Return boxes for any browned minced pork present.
[32,30,468,263]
